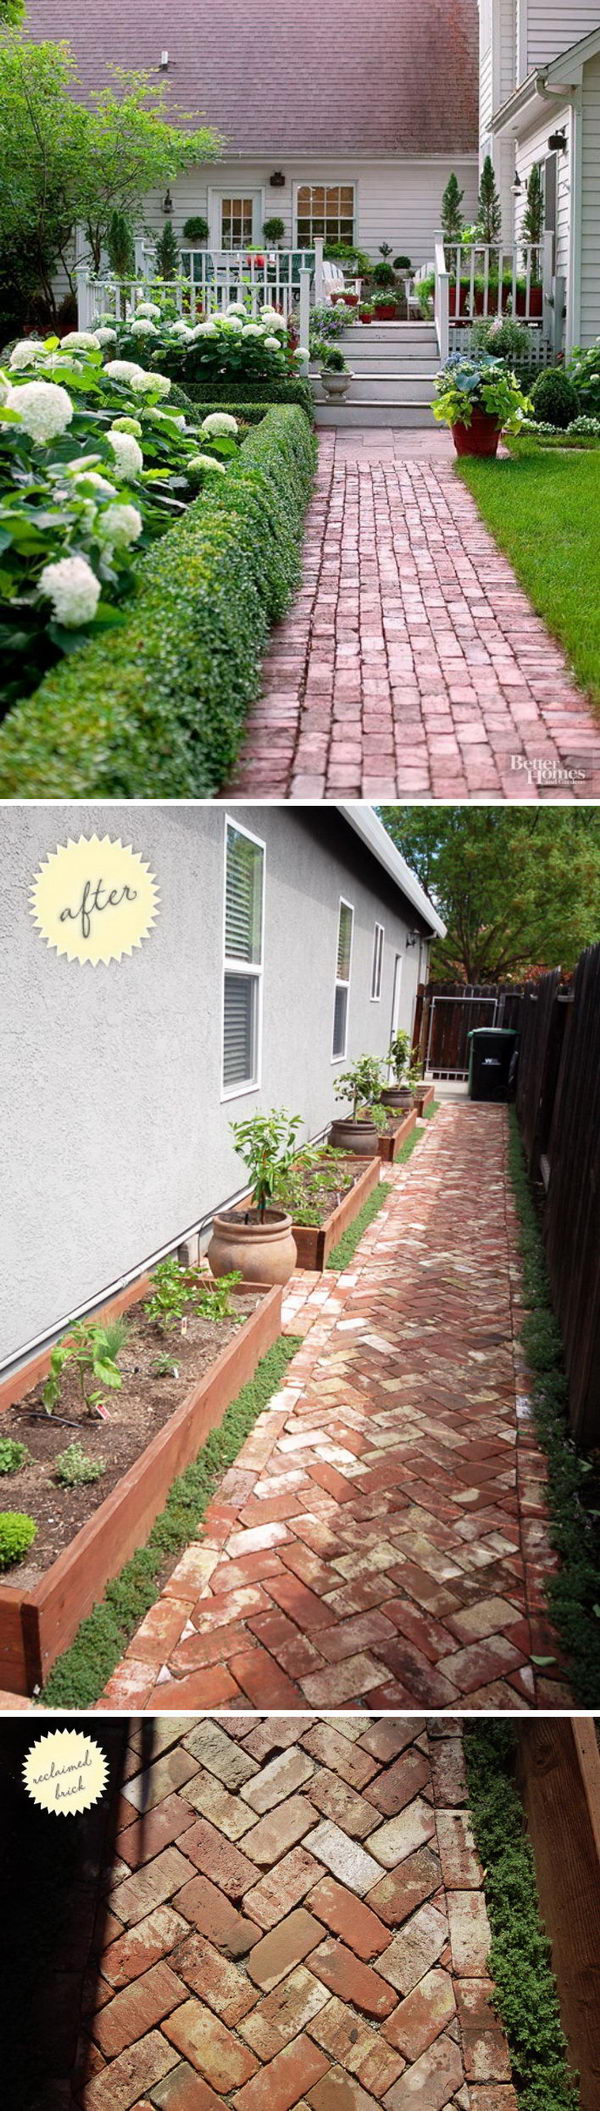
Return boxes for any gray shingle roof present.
[25,0,479,156]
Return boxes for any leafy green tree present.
[0,31,222,325]
[381,809,600,982]
[0,1,24,20]
[477,153,502,244]
[441,172,464,243]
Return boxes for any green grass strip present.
[464,1722,578,2111]
[507,1108,600,1707]
[457,450,600,710]
[41,1332,301,1710]
[325,1111,438,1273]
[421,1097,441,1119]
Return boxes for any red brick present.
[247,1909,324,1991]
[366,1847,441,1928]
[263,1574,339,1631]
[81,2029,178,2111]
[110,1848,197,1928]
[178,1819,258,1898]
[171,1875,261,1956]
[171,1932,259,2023]
[162,2000,259,2091]
[93,1962,186,2058]
[228,1646,305,1710]
[306,1938,398,2018]
[239,1964,330,2059]
[383,1968,456,2059]
[117,1795,197,1869]
[151,2067,225,2111]
[363,1750,430,1818]
[102,1907,188,1989]
[307,1878,392,1960]
[232,2031,330,2111]
[245,1847,323,1930]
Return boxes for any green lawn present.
[457,448,600,709]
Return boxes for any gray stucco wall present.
[0,804,430,1368]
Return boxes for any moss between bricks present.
[464,1722,579,2111]
[325,1110,438,1272]
[508,1108,600,1707]
[0,405,316,799]
[40,1332,301,1711]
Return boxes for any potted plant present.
[381,1029,413,1108]
[329,1056,387,1155]
[319,345,352,399]
[433,352,533,456]
[359,301,374,324]
[207,1109,300,1284]
[182,216,209,245]
[263,216,285,246]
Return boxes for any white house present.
[480,4,600,349]
[27,0,480,274]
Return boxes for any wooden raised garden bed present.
[377,1107,418,1162]
[415,1083,435,1117]
[292,1154,380,1271]
[0,1276,282,1695]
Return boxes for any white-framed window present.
[296,183,355,247]
[371,922,384,1001]
[221,194,256,248]
[332,897,354,1060]
[222,817,265,1099]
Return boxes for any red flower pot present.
[374,302,397,321]
[452,408,501,458]
[340,291,359,308]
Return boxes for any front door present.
[214,192,262,250]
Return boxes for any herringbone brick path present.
[101,1105,571,1715]
[73,1714,516,2111]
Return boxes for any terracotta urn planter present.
[328,1116,380,1156]
[207,1207,297,1286]
[380,1084,413,1110]
[451,407,501,458]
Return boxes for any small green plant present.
[387,1027,411,1082]
[54,1443,107,1487]
[144,1258,243,1332]
[106,209,135,279]
[471,316,535,369]
[230,1109,303,1219]
[371,260,396,290]
[154,218,180,281]
[531,367,580,430]
[433,353,533,433]
[393,255,412,273]
[319,344,349,373]
[0,1438,30,1475]
[263,216,285,244]
[441,172,465,244]
[42,1316,127,1416]
[152,1351,181,1377]
[406,1058,424,1092]
[182,215,209,244]
[0,1512,37,1568]
[333,1055,385,1118]
[567,341,600,418]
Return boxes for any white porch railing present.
[431,237,564,360]
[76,241,327,371]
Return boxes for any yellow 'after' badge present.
[30,834,159,965]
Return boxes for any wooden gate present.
[413,982,526,1078]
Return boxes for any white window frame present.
[221,815,266,1103]
[331,896,354,1063]
[294,180,356,249]
[371,921,384,1002]
[208,187,265,250]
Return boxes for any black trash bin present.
[467,1027,519,1102]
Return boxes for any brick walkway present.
[75,1713,517,2111]
[228,430,600,801]
[101,1105,571,1716]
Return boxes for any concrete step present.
[333,352,439,375]
[313,373,436,404]
[314,400,436,427]
[335,324,437,344]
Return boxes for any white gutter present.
[339,803,446,939]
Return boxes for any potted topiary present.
[530,367,580,430]
[380,1029,413,1109]
[359,302,374,324]
[329,1056,387,1155]
[207,1110,300,1284]
[371,261,398,321]
[182,216,210,245]
[433,353,532,456]
[319,345,352,399]
[263,216,285,246]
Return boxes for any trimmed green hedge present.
[0,406,316,797]
[184,375,314,418]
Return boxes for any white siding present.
[580,53,600,344]
[499,0,517,103]
[515,102,572,281]
[480,0,494,139]
[526,4,600,72]
[144,157,479,270]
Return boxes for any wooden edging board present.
[377,1107,418,1162]
[292,1155,381,1270]
[516,1717,600,2111]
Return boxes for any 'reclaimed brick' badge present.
[23,1729,108,1814]
[30,833,159,965]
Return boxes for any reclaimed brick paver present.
[227,430,600,801]
[104,1104,571,1714]
[73,1716,516,2111]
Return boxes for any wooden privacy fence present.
[515,945,600,1447]
[413,981,526,1078]
[516,1719,600,2111]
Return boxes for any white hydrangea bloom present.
[0,376,9,405]
[226,303,248,318]
[8,380,73,442]
[39,554,101,627]
[201,412,239,436]
[110,416,143,437]
[104,359,147,385]
[170,320,194,337]
[220,315,244,332]
[295,346,310,360]
[193,321,218,338]
[242,324,263,339]
[96,327,118,345]
[61,330,101,351]
[188,453,227,474]
[260,307,286,329]
[76,470,118,496]
[263,335,284,352]
[100,502,143,547]
[9,340,44,369]
[135,302,161,319]
[128,369,171,397]
[130,318,158,337]
[107,429,144,478]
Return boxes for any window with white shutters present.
[332,898,353,1060]
[222,819,265,1095]
[371,921,384,1001]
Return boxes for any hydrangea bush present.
[94,298,308,388]
[0,334,241,710]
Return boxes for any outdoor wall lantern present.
[270,171,286,187]
[548,130,567,153]
[406,930,420,949]
[511,169,522,196]
[162,188,173,214]
[159,50,169,69]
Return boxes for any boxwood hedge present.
[184,376,314,417]
[0,406,316,798]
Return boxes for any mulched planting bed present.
[283,1152,380,1270]
[377,1107,418,1161]
[0,1291,260,1584]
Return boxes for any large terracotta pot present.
[380,1084,413,1110]
[207,1207,297,1285]
[452,408,501,458]
[373,302,398,321]
[328,1117,379,1156]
